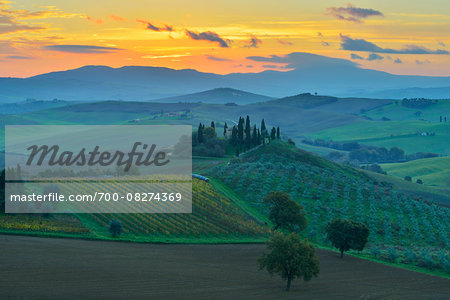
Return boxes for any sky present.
[0,0,450,77]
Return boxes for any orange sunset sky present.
[1,0,450,77]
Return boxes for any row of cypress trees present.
[196,116,281,154]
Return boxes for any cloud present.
[185,29,229,47]
[0,12,45,34]
[135,19,233,48]
[205,55,231,61]
[350,53,364,60]
[246,54,283,63]
[340,34,449,54]
[136,19,173,32]
[86,16,104,25]
[0,3,78,35]
[262,64,289,70]
[0,1,79,27]
[43,35,64,40]
[110,14,126,21]
[416,59,430,65]
[262,65,279,68]
[244,35,262,48]
[43,45,123,53]
[2,5,80,20]
[5,55,33,59]
[394,58,403,64]
[318,32,330,47]
[277,39,293,46]
[141,53,190,59]
[247,52,356,69]
[326,3,383,23]
[366,53,383,61]
[437,40,446,47]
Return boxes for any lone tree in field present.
[109,219,123,237]
[258,232,320,291]
[263,191,307,232]
[325,219,369,258]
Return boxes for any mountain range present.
[1,52,449,103]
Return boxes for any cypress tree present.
[211,121,215,129]
[245,115,251,149]
[223,122,228,137]
[261,119,267,145]
[231,126,238,147]
[277,127,280,139]
[270,127,276,141]
[238,117,244,149]
[252,126,258,147]
[197,123,204,143]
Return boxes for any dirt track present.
[0,235,449,299]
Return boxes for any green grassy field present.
[309,120,450,155]
[363,100,450,122]
[382,156,450,187]
[297,142,348,156]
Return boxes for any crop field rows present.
[210,152,450,273]
[0,179,268,240]
[68,179,268,238]
[0,214,89,234]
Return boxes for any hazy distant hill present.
[362,86,450,99]
[153,88,274,104]
[0,99,73,114]
[266,93,392,114]
[1,53,450,102]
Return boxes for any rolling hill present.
[153,88,274,105]
[1,133,449,275]
[0,99,73,115]
[309,120,450,155]
[261,93,392,114]
[364,86,450,99]
[382,156,450,187]
[207,141,450,273]
[0,95,378,147]
[0,94,433,153]
[1,139,449,274]
[362,99,450,122]
[0,178,268,242]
